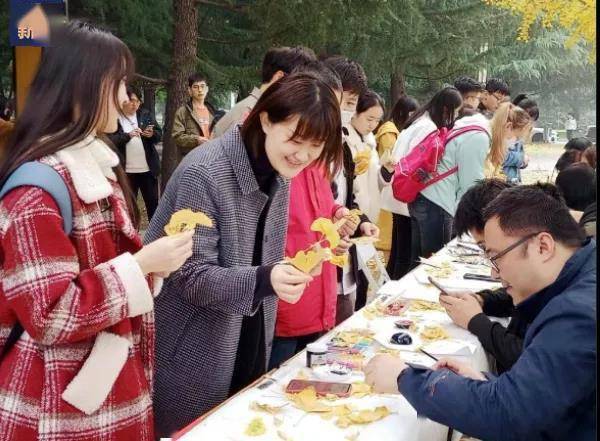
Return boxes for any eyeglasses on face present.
[483,232,542,272]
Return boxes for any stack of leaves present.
[329,329,375,348]
[420,325,450,342]
[287,387,391,429]
[409,300,446,312]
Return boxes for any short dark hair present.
[322,55,368,96]
[241,72,342,178]
[126,85,142,100]
[555,149,583,172]
[512,94,539,121]
[188,73,208,87]
[453,76,483,95]
[261,46,317,84]
[356,90,384,114]
[389,95,419,131]
[564,137,593,152]
[405,87,463,130]
[292,60,342,92]
[556,163,597,211]
[484,78,510,96]
[483,184,586,247]
[455,179,512,237]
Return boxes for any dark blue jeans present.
[408,194,454,268]
[268,332,323,370]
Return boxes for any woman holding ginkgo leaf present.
[145,72,344,438]
[268,67,359,370]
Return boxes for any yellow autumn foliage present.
[484,0,596,62]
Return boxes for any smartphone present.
[285,379,352,398]
[427,276,451,296]
[463,273,496,282]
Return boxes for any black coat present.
[107,108,162,177]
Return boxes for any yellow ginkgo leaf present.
[244,417,267,436]
[286,250,321,274]
[164,209,213,236]
[329,253,349,268]
[288,387,332,413]
[335,406,390,428]
[311,217,341,248]
[350,382,372,398]
[420,325,449,342]
[354,149,372,163]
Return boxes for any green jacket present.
[172,101,215,156]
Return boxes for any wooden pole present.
[14,46,42,117]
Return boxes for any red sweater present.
[275,164,341,337]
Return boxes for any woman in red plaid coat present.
[0,22,193,440]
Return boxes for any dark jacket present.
[332,129,371,310]
[467,288,526,374]
[398,239,596,441]
[172,100,217,156]
[107,107,162,177]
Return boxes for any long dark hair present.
[0,21,139,225]
[388,95,418,131]
[404,87,462,130]
[241,72,343,179]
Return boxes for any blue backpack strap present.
[0,162,73,234]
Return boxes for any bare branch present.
[134,73,168,85]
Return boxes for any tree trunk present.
[161,0,198,188]
[390,65,406,109]
[142,85,157,120]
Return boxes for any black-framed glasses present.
[484,232,542,272]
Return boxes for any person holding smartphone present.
[108,85,162,221]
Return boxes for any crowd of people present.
[0,20,595,441]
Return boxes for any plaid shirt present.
[0,155,155,440]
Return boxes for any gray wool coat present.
[144,126,290,437]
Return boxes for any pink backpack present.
[392,125,487,203]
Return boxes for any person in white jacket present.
[380,87,463,278]
[346,90,386,223]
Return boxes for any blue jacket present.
[502,140,526,184]
[398,239,596,441]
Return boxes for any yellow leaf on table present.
[335,406,390,428]
[350,382,372,398]
[244,417,267,436]
[288,387,332,413]
[164,209,213,236]
[420,325,449,342]
[329,253,349,268]
[409,300,446,312]
[250,401,285,414]
[311,217,341,248]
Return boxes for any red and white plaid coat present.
[0,137,157,441]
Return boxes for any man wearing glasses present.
[365,185,596,441]
[478,78,510,119]
[172,73,217,158]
